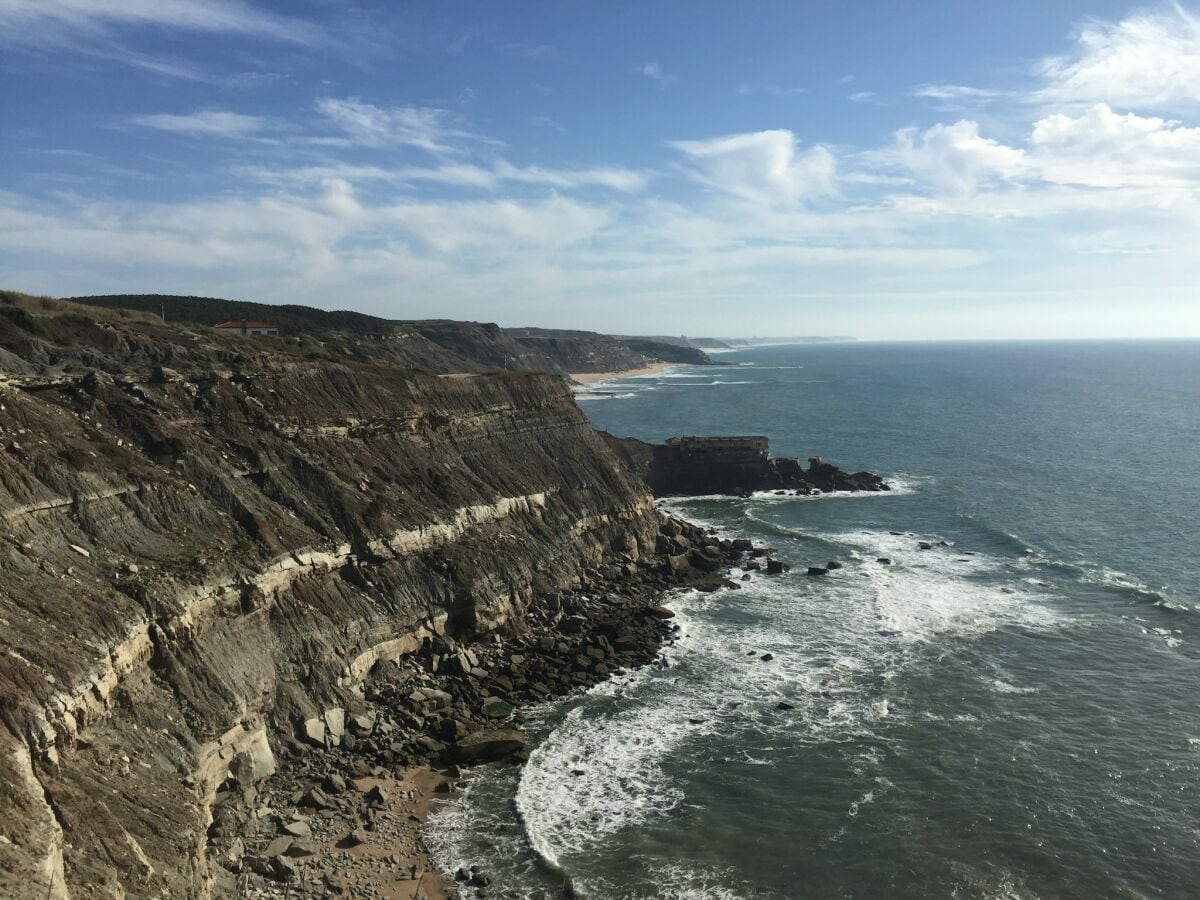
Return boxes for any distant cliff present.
[64,294,713,376]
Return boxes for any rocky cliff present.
[604,434,889,496]
[0,293,667,897]
[65,295,713,376]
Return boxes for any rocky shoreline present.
[209,515,768,897]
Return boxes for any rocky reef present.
[604,434,889,496]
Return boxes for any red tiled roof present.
[215,321,278,329]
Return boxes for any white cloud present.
[129,109,269,136]
[670,130,836,204]
[1030,102,1200,187]
[1036,6,1200,110]
[882,120,1030,193]
[641,61,678,86]
[913,83,1007,102]
[314,97,470,153]
[238,160,647,193]
[0,0,321,47]
[848,91,876,103]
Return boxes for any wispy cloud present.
[848,91,877,103]
[738,82,806,98]
[913,83,1007,102]
[671,130,836,204]
[313,97,476,154]
[1034,5,1200,110]
[0,0,323,48]
[238,159,648,193]
[129,109,270,137]
[641,61,678,86]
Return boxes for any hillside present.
[64,294,713,375]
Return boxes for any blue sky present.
[2,1,1198,338]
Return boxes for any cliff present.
[604,434,888,496]
[0,293,668,896]
[64,295,713,376]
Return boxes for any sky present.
[2,1,1199,339]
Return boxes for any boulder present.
[281,820,311,838]
[766,559,789,575]
[825,560,843,570]
[645,606,675,620]
[300,718,325,747]
[806,566,828,577]
[448,729,527,764]
[322,708,345,742]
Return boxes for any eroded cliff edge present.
[0,296,664,897]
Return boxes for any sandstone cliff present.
[0,293,663,897]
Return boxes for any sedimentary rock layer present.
[0,296,660,897]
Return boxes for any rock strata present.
[0,293,759,898]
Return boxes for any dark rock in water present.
[825,560,844,570]
[646,606,676,619]
[877,557,893,565]
[448,728,527,764]
[760,653,774,661]
[766,559,789,575]
[776,701,796,711]
[603,435,888,497]
[741,573,752,581]
[918,541,934,550]
[806,566,828,577]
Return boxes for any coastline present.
[569,361,673,385]
[226,515,760,897]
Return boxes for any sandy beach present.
[569,361,672,385]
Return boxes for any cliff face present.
[0,295,660,897]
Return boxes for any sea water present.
[427,340,1200,899]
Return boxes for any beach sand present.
[569,361,672,385]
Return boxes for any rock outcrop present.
[0,293,677,897]
[604,434,888,496]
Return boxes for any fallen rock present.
[806,566,827,577]
[448,728,527,764]
[281,820,311,838]
[301,717,325,747]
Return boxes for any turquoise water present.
[428,341,1200,899]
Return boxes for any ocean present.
[427,340,1200,899]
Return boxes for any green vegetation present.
[66,293,397,338]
